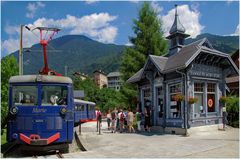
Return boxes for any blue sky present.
[1,1,239,56]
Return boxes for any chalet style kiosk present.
[127,5,239,134]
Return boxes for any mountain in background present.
[11,35,125,76]
[185,33,239,54]
[9,33,239,76]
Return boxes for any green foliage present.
[130,2,167,56]
[96,88,127,112]
[1,129,7,145]
[226,96,239,128]
[120,2,168,107]
[121,48,145,81]
[73,76,127,113]
[1,56,19,128]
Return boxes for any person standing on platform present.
[119,109,125,133]
[111,107,117,133]
[136,109,142,132]
[123,108,128,131]
[144,106,151,132]
[106,109,111,130]
[96,108,101,132]
[128,108,135,133]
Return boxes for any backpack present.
[111,111,116,120]
[120,112,124,121]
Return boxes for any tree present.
[73,76,99,102]
[226,96,239,128]
[120,2,168,106]
[131,2,167,57]
[1,56,19,128]
[73,76,127,113]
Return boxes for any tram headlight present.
[12,133,18,139]
[60,107,67,115]
[10,106,18,115]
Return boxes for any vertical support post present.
[79,122,81,135]
[151,79,155,126]
[19,25,23,75]
[98,120,101,135]
[42,44,49,73]
[96,120,99,132]
[65,65,68,76]
[204,81,208,120]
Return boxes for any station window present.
[207,83,216,112]
[12,85,37,106]
[89,105,95,111]
[194,82,204,116]
[194,83,204,92]
[169,83,182,118]
[207,83,216,92]
[41,86,68,106]
[157,87,163,118]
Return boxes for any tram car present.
[74,99,96,125]
[6,26,96,153]
[7,75,97,152]
[7,75,74,151]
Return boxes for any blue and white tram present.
[7,75,74,151]
[74,99,96,124]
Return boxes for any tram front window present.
[12,86,37,106]
[41,86,68,106]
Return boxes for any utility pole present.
[19,25,23,75]
[65,65,68,76]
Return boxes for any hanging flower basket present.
[173,94,184,102]
[219,96,228,104]
[188,97,198,104]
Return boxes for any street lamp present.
[19,25,31,75]
[19,25,23,75]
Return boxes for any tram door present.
[156,86,164,126]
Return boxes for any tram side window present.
[12,86,37,106]
[41,86,68,106]
[75,105,84,111]
[89,105,95,111]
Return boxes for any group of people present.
[98,107,152,133]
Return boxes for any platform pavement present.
[50,120,239,158]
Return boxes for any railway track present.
[31,151,64,158]
[56,151,64,158]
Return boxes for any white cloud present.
[2,25,40,54]
[230,24,239,36]
[26,2,45,19]
[226,0,233,5]
[129,0,139,3]
[85,0,98,4]
[151,1,163,14]
[235,24,239,35]
[125,41,133,46]
[2,12,118,54]
[97,26,118,43]
[4,24,19,35]
[160,5,204,38]
[2,38,19,54]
